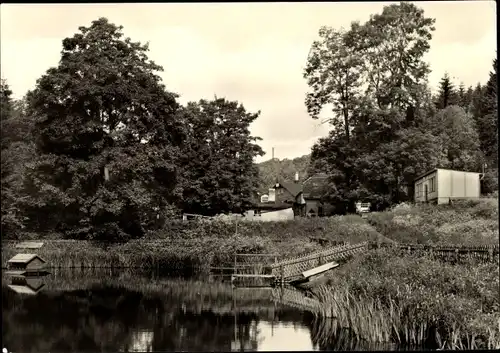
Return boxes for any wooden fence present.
[270,242,370,282]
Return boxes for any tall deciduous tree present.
[356,2,435,112]
[305,2,440,210]
[25,18,184,240]
[1,80,14,155]
[1,82,36,238]
[432,105,483,171]
[177,98,264,216]
[1,80,19,236]
[304,26,364,141]
[304,26,364,211]
[351,2,437,205]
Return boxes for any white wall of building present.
[416,169,481,204]
[258,208,294,221]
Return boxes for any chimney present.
[294,172,299,183]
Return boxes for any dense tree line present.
[1,3,497,239]
[1,18,263,240]
[304,2,497,213]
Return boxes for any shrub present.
[366,199,499,245]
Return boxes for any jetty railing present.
[270,242,370,283]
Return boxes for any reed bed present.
[311,248,500,350]
[2,215,387,270]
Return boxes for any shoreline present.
[2,238,497,271]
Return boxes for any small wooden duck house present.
[7,254,48,275]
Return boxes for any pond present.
[2,268,399,352]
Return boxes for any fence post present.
[280,265,284,286]
[234,254,237,275]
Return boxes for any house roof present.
[414,168,482,182]
[276,179,303,197]
[15,241,44,249]
[8,253,46,264]
[302,173,330,199]
[7,285,43,295]
[414,168,438,182]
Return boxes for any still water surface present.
[2,268,394,352]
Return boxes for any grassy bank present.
[312,248,500,349]
[2,215,389,270]
[366,198,499,245]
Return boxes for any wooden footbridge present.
[231,242,371,286]
[270,242,370,284]
[231,241,499,287]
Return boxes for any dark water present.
[2,268,396,352]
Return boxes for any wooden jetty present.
[228,241,499,289]
[270,242,369,284]
[289,262,339,287]
[230,243,368,287]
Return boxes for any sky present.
[1,1,497,163]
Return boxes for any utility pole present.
[272,147,278,184]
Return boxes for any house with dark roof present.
[302,173,335,217]
[256,172,336,217]
[266,177,306,217]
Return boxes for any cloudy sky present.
[1,1,496,162]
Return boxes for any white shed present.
[414,168,481,204]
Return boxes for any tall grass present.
[2,215,388,270]
[311,248,500,349]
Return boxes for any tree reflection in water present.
[2,269,405,352]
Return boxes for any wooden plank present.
[15,242,44,249]
[231,274,275,279]
[234,253,279,257]
[4,270,27,276]
[301,262,339,279]
[272,242,367,268]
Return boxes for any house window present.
[416,183,423,197]
[429,177,436,192]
